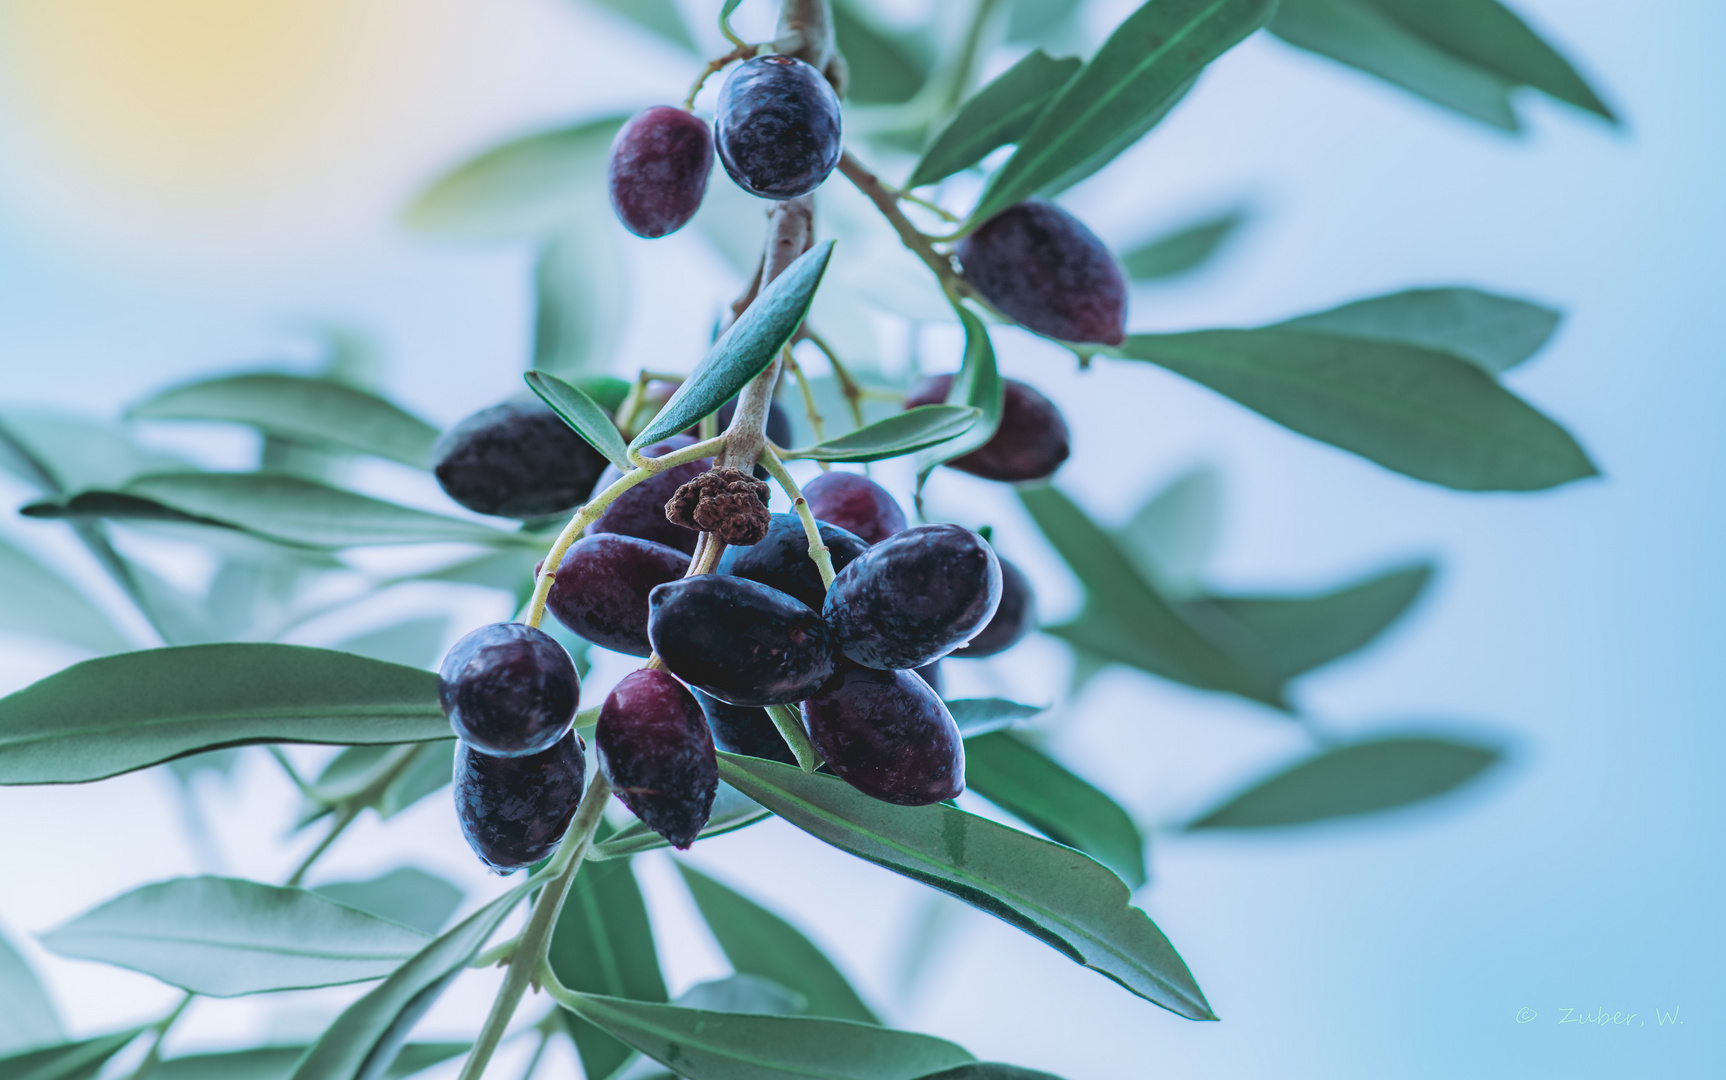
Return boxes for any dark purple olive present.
[802,471,907,544]
[454,729,586,872]
[948,557,1035,658]
[648,575,836,706]
[823,524,1001,670]
[957,199,1127,346]
[608,105,714,239]
[692,688,797,765]
[802,666,964,806]
[433,399,611,519]
[589,434,711,555]
[546,534,689,656]
[439,623,579,757]
[597,669,718,849]
[905,375,1070,483]
[715,55,843,199]
[714,513,868,611]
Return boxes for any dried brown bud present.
[665,467,772,546]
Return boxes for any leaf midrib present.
[52,929,422,962]
[0,703,441,751]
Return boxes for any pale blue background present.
[0,1,1719,1077]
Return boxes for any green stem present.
[285,805,357,888]
[125,993,192,1080]
[780,346,828,449]
[802,330,866,430]
[765,704,821,773]
[456,773,613,1080]
[757,445,834,590]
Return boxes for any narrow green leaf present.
[719,0,745,39]
[0,644,447,785]
[592,782,770,859]
[834,1,935,105]
[154,1043,467,1080]
[525,371,632,470]
[915,305,1002,482]
[1189,735,1502,828]
[314,869,464,937]
[786,406,980,463]
[120,472,522,548]
[718,755,1214,1020]
[377,740,458,819]
[969,0,1275,226]
[0,534,132,656]
[677,974,806,1016]
[41,877,429,996]
[1018,486,1283,705]
[1008,0,1084,43]
[1122,208,1247,281]
[588,0,696,51]
[0,411,186,493]
[908,50,1082,189]
[1185,562,1434,683]
[290,885,528,1080]
[557,989,974,1080]
[404,116,629,239]
[0,925,61,1056]
[1270,0,1519,130]
[679,864,878,1024]
[548,844,668,1080]
[631,241,836,450]
[1119,465,1221,594]
[1365,0,1614,120]
[533,219,630,378]
[946,698,1045,738]
[1112,329,1598,490]
[335,618,449,670]
[916,1067,1068,1080]
[0,1029,143,1080]
[128,374,439,469]
[965,733,1147,888]
[1277,287,1562,374]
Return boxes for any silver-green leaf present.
[40,877,430,996]
[0,925,62,1056]
[915,304,1002,483]
[1122,208,1247,282]
[525,370,632,470]
[907,50,1081,189]
[1277,287,1561,374]
[314,869,465,937]
[785,406,980,463]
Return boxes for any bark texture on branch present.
[721,194,815,470]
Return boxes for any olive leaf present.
[0,923,62,1056]
[548,841,668,1080]
[0,533,133,657]
[718,755,1214,1020]
[128,373,440,469]
[1111,329,1597,490]
[907,50,1082,189]
[154,1043,467,1080]
[0,1029,144,1080]
[1269,0,1614,132]
[554,989,975,1080]
[782,406,980,463]
[631,241,836,450]
[591,782,770,860]
[1122,208,1248,282]
[1188,735,1503,828]
[946,698,1045,738]
[915,304,1002,484]
[834,1,936,106]
[965,732,1148,889]
[40,877,431,996]
[525,370,633,470]
[1276,287,1562,374]
[0,645,448,785]
[289,885,529,1080]
[314,869,465,937]
[678,864,878,1024]
[967,0,1276,227]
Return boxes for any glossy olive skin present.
[454,730,586,872]
[823,524,1002,670]
[439,623,579,757]
[802,665,965,806]
[948,557,1036,659]
[546,534,689,656]
[597,669,718,849]
[648,575,836,706]
[433,400,610,519]
[957,199,1127,346]
[589,435,711,555]
[608,106,713,239]
[802,471,907,544]
[714,513,869,610]
[715,55,843,199]
[904,375,1071,483]
[693,688,797,765]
